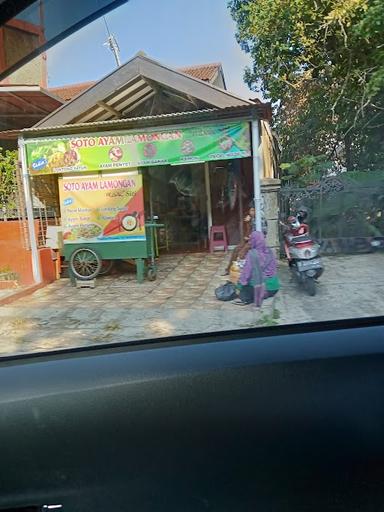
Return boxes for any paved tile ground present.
[0,251,383,356]
[0,289,20,301]
[278,252,384,323]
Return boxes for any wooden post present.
[136,258,145,283]
[204,162,212,241]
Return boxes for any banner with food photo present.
[58,172,145,244]
[25,121,251,175]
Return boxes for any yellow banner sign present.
[58,172,145,244]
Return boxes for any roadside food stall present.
[18,113,262,285]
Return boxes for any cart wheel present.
[147,268,157,281]
[70,248,102,280]
[98,260,115,276]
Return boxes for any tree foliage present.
[0,148,18,212]
[229,0,384,174]
[280,154,333,186]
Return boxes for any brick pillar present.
[261,178,281,253]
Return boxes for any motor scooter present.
[281,215,324,296]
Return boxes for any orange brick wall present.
[0,220,55,286]
[39,247,56,284]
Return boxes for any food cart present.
[57,170,162,282]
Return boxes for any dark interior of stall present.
[142,158,253,253]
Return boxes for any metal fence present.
[0,164,58,249]
[0,206,58,248]
[279,175,384,254]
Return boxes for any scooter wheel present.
[305,277,316,296]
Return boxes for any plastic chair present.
[209,225,228,253]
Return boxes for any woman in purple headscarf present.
[235,231,280,306]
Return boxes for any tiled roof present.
[48,81,95,101]
[49,63,222,101]
[178,63,221,82]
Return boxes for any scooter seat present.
[290,234,312,244]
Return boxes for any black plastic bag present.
[215,282,237,301]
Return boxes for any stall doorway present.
[145,164,208,251]
[208,160,250,247]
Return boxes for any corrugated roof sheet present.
[18,105,257,138]
[0,85,63,131]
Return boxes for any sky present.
[47,0,255,99]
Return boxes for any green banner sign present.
[25,121,251,175]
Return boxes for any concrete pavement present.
[0,252,383,356]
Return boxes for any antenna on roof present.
[102,16,121,68]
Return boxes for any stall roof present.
[33,53,254,129]
[12,105,258,139]
[48,63,225,102]
[0,85,63,131]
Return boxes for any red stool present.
[209,225,228,253]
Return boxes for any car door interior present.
[1,318,384,511]
[2,2,384,510]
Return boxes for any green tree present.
[229,0,384,173]
[0,148,18,213]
